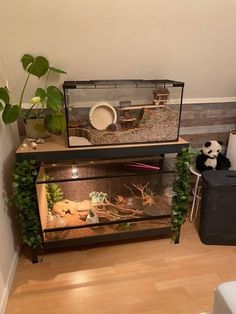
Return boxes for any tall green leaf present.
[22,54,49,78]
[46,86,63,111]
[35,88,47,102]
[49,66,67,74]
[2,104,21,124]
[44,112,66,135]
[28,56,49,78]
[0,87,10,105]
[21,54,34,71]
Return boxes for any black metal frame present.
[63,79,185,148]
[16,141,188,162]
[43,226,172,250]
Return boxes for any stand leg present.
[31,248,43,264]
[32,250,39,264]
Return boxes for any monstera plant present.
[0,53,67,136]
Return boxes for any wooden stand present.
[16,134,188,161]
[16,134,189,263]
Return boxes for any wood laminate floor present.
[6,222,236,314]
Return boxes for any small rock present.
[86,210,99,224]
[31,142,37,149]
[36,138,45,144]
[21,143,28,150]
[48,215,54,222]
[26,138,35,142]
[106,123,117,131]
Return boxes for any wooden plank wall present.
[180,102,236,151]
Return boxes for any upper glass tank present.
[63,80,184,148]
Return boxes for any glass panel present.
[64,80,183,147]
[36,156,173,183]
[36,162,174,242]
[44,219,171,242]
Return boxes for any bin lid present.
[202,170,236,187]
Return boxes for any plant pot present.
[24,118,50,139]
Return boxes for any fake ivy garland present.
[12,160,42,249]
[171,147,194,243]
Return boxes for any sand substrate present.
[45,218,171,241]
[89,107,179,145]
[45,194,171,241]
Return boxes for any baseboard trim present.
[0,252,19,314]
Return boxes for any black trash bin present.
[199,170,236,245]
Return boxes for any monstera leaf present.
[21,54,49,78]
[35,86,63,111]
[35,88,47,103]
[0,87,9,111]
[44,112,66,135]
[46,86,63,111]
[49,66,67,74]
[2,104,21,124]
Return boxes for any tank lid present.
[202,170,236,186]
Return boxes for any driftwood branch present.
[105,200,143,216]
[132,182,150,199]
[126,182,156,206]
[124,184,137,197]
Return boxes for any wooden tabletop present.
[15,134,189,162]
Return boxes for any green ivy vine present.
[171,147,194,243]
[12,160,42,249]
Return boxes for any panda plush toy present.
[196,140,231,172]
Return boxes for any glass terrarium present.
[63,80,184,148]
[36,156,175,243]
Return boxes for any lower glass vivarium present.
[43,191,172,241]
[37,158,174,242]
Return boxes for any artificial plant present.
[12,160,42,249]
[171,147,194,243]
[45,178,63,211]
[0,53,67,135]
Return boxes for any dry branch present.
[132,182,150,199]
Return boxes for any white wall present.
[1,0,236,100]
[0,124,19,314]
[0,1,235,310]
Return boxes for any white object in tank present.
[86,210,99,224]
[89,102,117,131]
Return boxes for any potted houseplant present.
[0,53,67,137]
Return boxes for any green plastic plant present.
[89,191,108,205]
[45,177,63,210]
[0,53,67,135]
[171,147,195,243]
[12,160,42,249]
